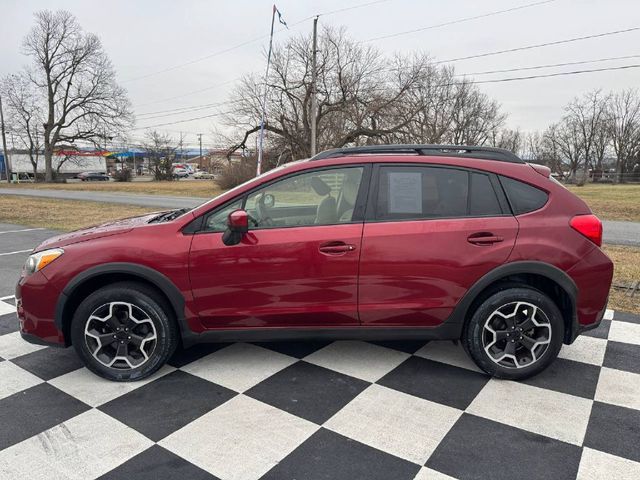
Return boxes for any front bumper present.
[20,331,66,348]
[16,272,66,347]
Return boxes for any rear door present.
[358,163,518,327]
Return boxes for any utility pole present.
[0,93,12,183]
[310,16,319,157]
[197,133,203,169]
[256,6,278,176]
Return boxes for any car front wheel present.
[71,282,179,381]
[463,287,564,380]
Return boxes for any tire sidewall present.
[464,287,564,380]
[71,284,177,381]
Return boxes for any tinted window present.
[375,166,468,220]
[245,167,364,229]
[500,176,548,214]
[469,173,502,216]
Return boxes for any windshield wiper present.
[149,208,190,223]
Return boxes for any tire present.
[71,282,179,381]
[463,287,564,380]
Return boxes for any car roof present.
[310,144,524,164]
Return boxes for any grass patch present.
[602,244,640,315]
[0,196,156,232]
[5,180,221,198]
[567,184,640,222]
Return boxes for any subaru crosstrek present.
[17,144,613,381]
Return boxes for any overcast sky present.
[2,0,640,148]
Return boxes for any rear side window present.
[374,166,504,220]
[500,176,548,214]
[469,173,502,216]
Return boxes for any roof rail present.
[310,144,524,164]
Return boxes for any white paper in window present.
[388,172,422,213]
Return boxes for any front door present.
[358,164,518,327]
[189,165,367,329]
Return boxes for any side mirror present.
[222,209,249,246]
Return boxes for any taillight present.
[570,214,602,246]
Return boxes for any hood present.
[35,212,162,251]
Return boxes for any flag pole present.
[256,5,277,176]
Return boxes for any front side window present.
[245,167,364,229]
[204,199,242,232]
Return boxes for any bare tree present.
[544,121,583,180]
[22,10,132,182]
[564,89,609,183]
[606,88,640,182]
[142,130,177,180]
[489,128,522,153]
[1,73,43,179]
[224,27,506,164]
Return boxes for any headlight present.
[24,248,64,275]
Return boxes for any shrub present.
[216,154,281,189]
[113,168,132,182]
[217,158,258,189]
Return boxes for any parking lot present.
[1,222,640,480]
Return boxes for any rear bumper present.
[566,246,613,342]
[569,300,607,343]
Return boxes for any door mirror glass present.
[222,209,249,245]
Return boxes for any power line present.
[135,52,640,123]
[132,24,639,114]
[129,63,640,133]
[365,0,555,42]
[434,26,640,64]
[132,79,239,108]
[132,110,234,131]
[466,63,640,85]
[123,0,393,83]
[458,54,640,76]
[136,99,243,119]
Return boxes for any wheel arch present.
[55,263,186,346]
[451,261,578,344]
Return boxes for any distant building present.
[9,152,106,176]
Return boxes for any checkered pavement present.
[1,296,639,480]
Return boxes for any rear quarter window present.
[500,176,548,214]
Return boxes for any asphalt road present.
[1,187,639,246]
[601,220,640,247]
[0,223,60,296]
[0,187,207,209]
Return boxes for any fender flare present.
[55,262,187,338]
[448,260,578,341]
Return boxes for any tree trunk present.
[44,134,53,182]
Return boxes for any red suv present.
[16,145,613,381]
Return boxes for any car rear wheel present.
[463,287,564,380]
[71,282,179,381]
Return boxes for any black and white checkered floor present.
[1,296,639,480]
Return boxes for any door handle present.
[467,232,504,245]
[319,241,356,255]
